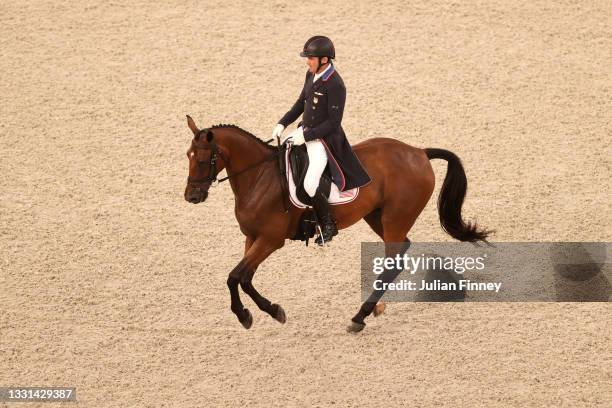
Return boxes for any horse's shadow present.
[551,242,611,302]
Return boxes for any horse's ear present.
[206,130,214,142]
[186,115,199,136]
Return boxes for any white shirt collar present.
[313,63,333,83]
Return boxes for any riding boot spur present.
[311,187,338,245]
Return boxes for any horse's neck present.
[220,129,276,200]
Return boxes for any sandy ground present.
[1,1,611,406]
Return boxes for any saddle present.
[278,142,359,245]
[287,144,332,205]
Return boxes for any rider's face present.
[306,56,329,74]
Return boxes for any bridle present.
[187,140,224,187]
[187,135,283,189]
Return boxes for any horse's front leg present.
[227,236,285,329]
[227,257,253,329]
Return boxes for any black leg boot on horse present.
[311,187,338,245]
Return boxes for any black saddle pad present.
[289,144,331,205]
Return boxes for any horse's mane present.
[211,124,277,152]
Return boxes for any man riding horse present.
[272,36,371,245]
[184,36,491,331]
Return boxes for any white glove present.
[272,124,285,140]
[286,126,305,145]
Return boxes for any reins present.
[216,139,283,184]
[188,133,283,186]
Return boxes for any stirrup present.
[315,224,327,246]
[315,221,337,246]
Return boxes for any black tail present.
[425,148,492,242]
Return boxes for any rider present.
[272,36,371,245]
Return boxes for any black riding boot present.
[311,187,338,245]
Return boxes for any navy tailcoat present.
[278,66,371,191]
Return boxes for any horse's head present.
[184,115,227,204]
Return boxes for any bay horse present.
[184,115,490,332]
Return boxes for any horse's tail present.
[425,148,492,242]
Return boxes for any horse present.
[184,115,491,332]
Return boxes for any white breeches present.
[304,139,328,197]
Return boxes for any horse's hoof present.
[346,321,366,333]
[373,302,386,317]
[272,304,286,324]
[240,309,253,329]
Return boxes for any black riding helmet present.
[300,36,335,72]
[300,36,335,59]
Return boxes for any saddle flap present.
[288,144,331,204]
[289,144,309,190]
[282,142,358,211]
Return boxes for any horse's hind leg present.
[363,209,389,317]
[349,207,420,332]
[348,237,411,332]
[364,209,384,240]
